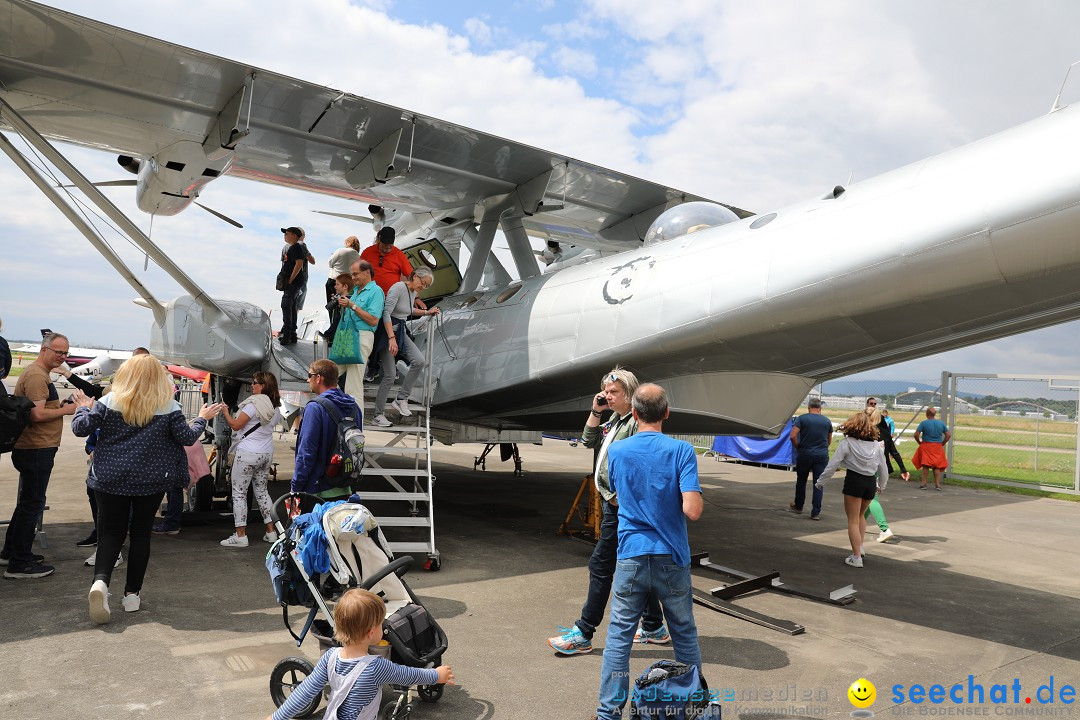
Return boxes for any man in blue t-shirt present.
[913,406,951,490]
[595,384,703,720]
[788,396,833,519]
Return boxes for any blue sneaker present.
[547,625,593,655]
[634,623,671,644]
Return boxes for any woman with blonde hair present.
[72,353,222,624]
[219,371,282,547]
[814,412,888,567]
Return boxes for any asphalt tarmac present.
[2,422,1079,720]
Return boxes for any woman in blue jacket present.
[73,353,221,624]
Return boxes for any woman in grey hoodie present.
[815,412,888,568]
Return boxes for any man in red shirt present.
[360,227,413,294]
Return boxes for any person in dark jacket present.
[293,359,362,499]
[72,353,222,624]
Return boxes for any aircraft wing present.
[0,0,749,250]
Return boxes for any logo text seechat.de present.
[891,677,1077,706]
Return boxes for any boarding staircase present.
[356,318,440,570]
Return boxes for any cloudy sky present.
[3,0,1080,385]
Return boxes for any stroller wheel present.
[418,684,444,703]
[270,656,321,717]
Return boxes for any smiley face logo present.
[848,678,876,709]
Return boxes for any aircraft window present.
[461,294,483,308]
[202,168,221,177]
[749,213,777,229]
[418,248,438,268]
[497,285,522,303]
[165,161,186,171]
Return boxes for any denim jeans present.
[794,453,827,516]
[576,500,664,639]
[374,333,427,411]
[597,554,702,719]
[160,487,184,530]
[280,285,301,337]
[3,447,57,566]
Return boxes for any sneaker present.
[547,625,593,655]
[88,579,110,624]
[634,624,671,645]
[220,533,249,547]
[263,531,279,543]
[4,561,54,579]
[787,501,802,514]
[122,592,141,613]
[844,554,864,568]
[0,551,43,566]
[371,413,392,428]
[84,551,123,567]
[76,531,98,547]
[151,522,180,535]
[810,514,821,521]
[877,528,895,543]
[391,398,412,417]
[901,472,910,482]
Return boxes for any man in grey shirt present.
[371,267,439,426]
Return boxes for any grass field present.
[793,405,1080,493]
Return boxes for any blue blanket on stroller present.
[292,500,345,574]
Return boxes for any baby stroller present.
[267,492,449,719]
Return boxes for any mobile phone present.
[596,395,608,406]
[61,395,74,406]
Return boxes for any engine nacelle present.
[133,141,235,216]
[643,201,740,245]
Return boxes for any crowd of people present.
[277,225,439,426]
[789,395,952,567]
[0,237,961,718]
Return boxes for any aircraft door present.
[403,238,461,304]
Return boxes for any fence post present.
[1034,416,1040,472]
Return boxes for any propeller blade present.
[313,210,374,224]
[194,201,244,229]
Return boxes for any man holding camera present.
[547,367,668,655]
[1,332,81,578]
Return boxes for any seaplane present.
[3,0,1080,445]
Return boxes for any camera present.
[331,293,342,302]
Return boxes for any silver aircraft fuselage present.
[416,105,1080,434]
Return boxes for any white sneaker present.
[371,413,392,428]
[220,533,249,548]
[84,551,123,568]
[263,531,279,543]
[844,554,864,568]
[88,579,111,624]
[391,398,412,417]
[877,528,895,543]
[122,593,141,613]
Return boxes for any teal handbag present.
[328,309,365,365]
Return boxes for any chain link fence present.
[943,373,1080,493]
[809,373,1080,494]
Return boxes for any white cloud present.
[551,46,599,77]
[463,17,494,46]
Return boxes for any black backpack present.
[310,396,365,488]
[0,393,34,454]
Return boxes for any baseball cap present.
[377,227,396,244]
[281,226,302,237]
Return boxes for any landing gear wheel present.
[418,684,444,703]
[424,555,441,571]
[270,657,321,717]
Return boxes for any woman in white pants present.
[219,372,282,547]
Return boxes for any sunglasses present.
[378,256,384,267]
[606,372,619,383]
[307,372,318,379]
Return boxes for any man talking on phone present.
[547,367,669,655]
